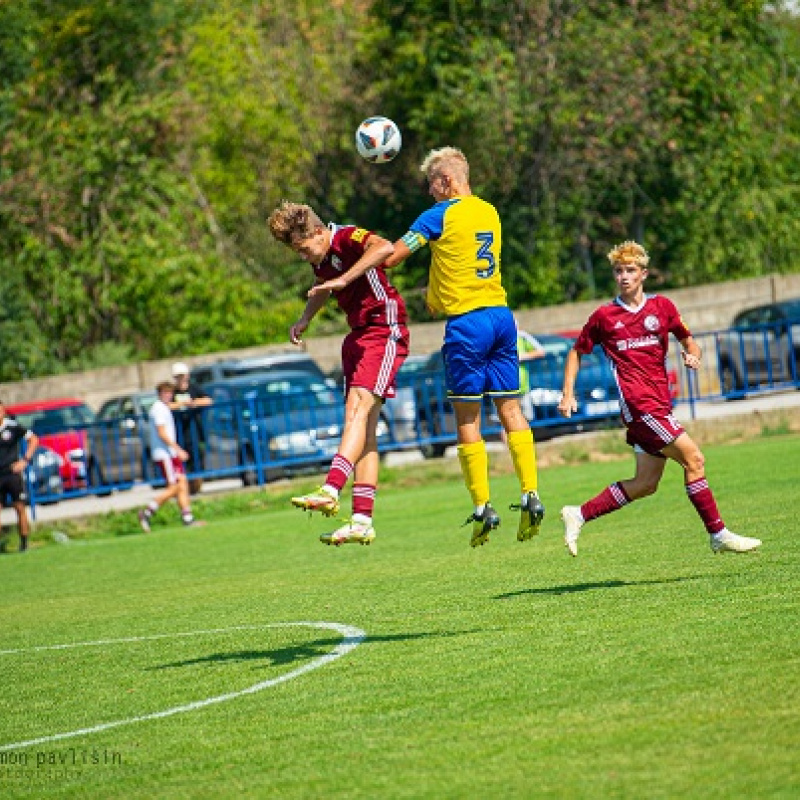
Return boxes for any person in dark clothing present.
[0,400,39,553]
[169,362,212,495]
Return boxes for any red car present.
[5,398,97,491]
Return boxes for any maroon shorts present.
[626,413,685,457]
[154,456,186,485]
[342,325,410,399]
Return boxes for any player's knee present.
[687,451,705,474]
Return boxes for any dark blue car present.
[412,333,621,457]
[203,370,350,485]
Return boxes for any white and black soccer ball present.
[355,116,402,163]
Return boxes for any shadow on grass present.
[494,575,702,600]
[148,630,467,671]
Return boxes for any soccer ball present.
[355,116,402,163]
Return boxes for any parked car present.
[190,352,332,388]
[25,446,64,503]
[385,354,435,443]
[716,298,800,395]
[203,370,361,485]
[5,398,97,491]
[412,351,501,459]
[86,390,158,486]
[412,334,621,457]
[519,334,620,439]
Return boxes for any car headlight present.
[35,450,63,468]
[269,431,314,452]
[528,388,563,405]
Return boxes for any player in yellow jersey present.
[384,147,545,547]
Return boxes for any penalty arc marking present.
[0,621,366,751]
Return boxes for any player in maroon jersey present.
[557,241,761,556]
[267,200,409,546]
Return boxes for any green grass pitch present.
[1,435,798,799]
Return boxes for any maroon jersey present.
[314,224,407,331]
[574,295,691,423]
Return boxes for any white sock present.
[322,484,340,499]
[475,504,486,517]
[352,513,371,527]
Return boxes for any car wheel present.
[87,456,113,496]
[789,349,800,387]
[418,417,448,459]
[720,361,744,399]
[240,448,258,486]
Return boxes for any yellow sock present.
[507,428,538,494]
[457,440,490,507]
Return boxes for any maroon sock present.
[581,482,631,522]
[685,477,725,533]
[325,454,354,492]
[352,483,376,518]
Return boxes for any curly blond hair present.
[267,200,323,246]
[420,146,470,183]
[607,241,649,268]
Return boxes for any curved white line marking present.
[0,621,365,751]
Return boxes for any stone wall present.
[3,272,800,410]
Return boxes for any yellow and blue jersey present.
[402,195,507,317]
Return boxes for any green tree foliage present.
[1,0,800,380]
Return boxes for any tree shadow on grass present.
[494,575,702,600]
[147,629,472,672]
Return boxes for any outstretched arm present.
[383,238,413,269]
[290,283,331,345]
[557,349,583,418]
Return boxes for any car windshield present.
[532,336,604,369]
[14,404,96,432]
[782,299,800,319]
[238,377,338,411]
[138,394,158,415]
[400,356,434,376]
[222,360,323,380]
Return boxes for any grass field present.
[1,434,798,799]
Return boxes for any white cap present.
[171,361,190,377]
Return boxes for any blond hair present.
[267,200,324,246]
[607,241,649,268]
[420,147,470,183]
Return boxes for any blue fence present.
[22,322,800,515]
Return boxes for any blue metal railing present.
[23,322,799,515]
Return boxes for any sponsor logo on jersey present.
[616,335,660,351]
[350,228,369,243]
[644,314,660,332]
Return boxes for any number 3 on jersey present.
[475,232,496,279]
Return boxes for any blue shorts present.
[443,307,520,402]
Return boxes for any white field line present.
[0,621,365,751]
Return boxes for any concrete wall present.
[3,273,800,410]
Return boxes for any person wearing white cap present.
[169,361,212,494]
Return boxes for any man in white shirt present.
[138,382,199,532]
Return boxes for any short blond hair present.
[607,241,649,268]
[420,147,470,183]
[267,200,324,246]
